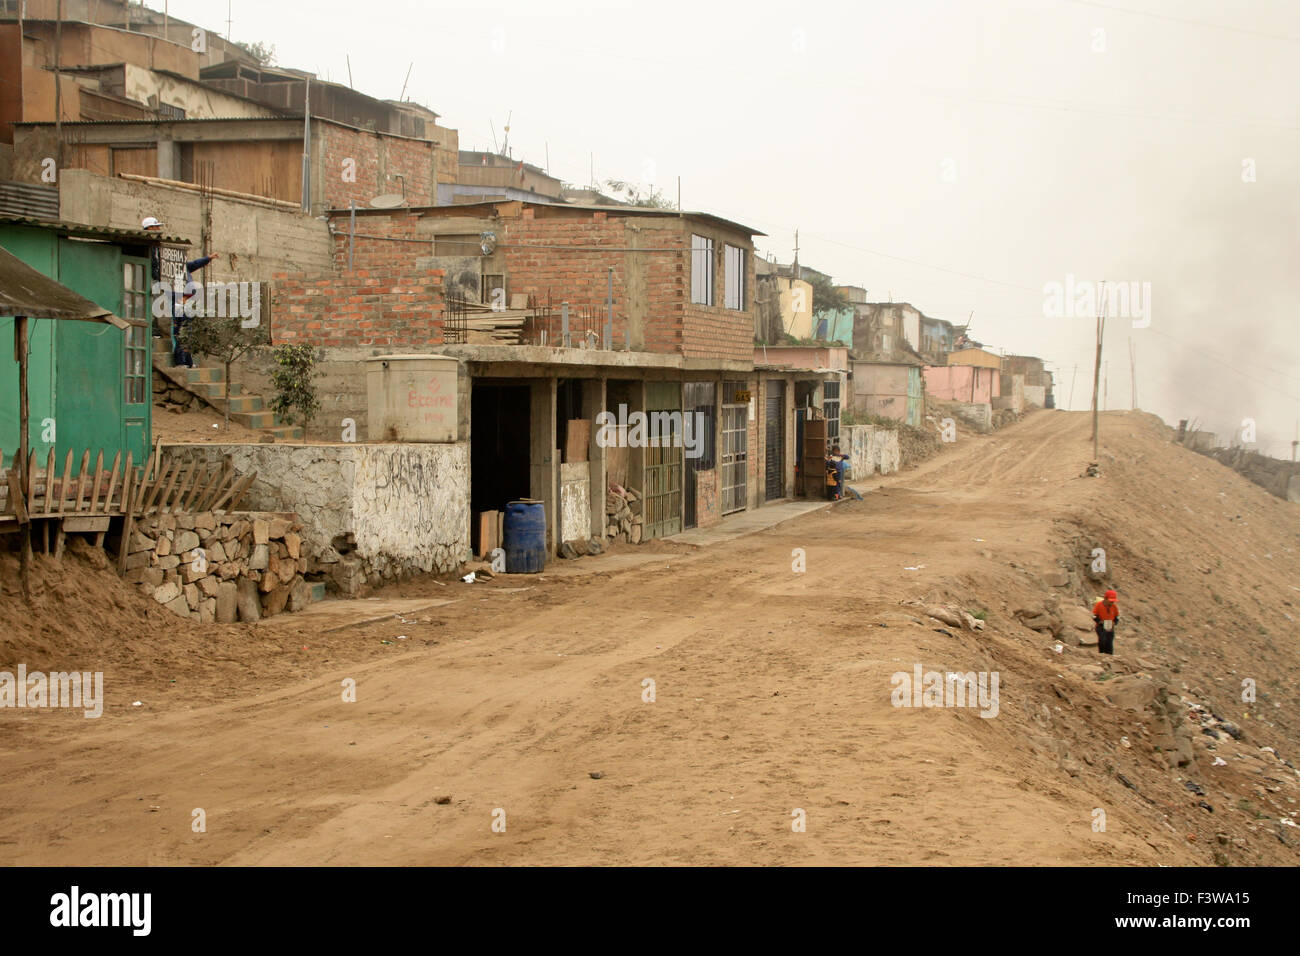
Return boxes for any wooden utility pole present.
[1068,363,1078,410]
[15,315,32,601]
[55,0,63,173]
[1091,281,1106,460]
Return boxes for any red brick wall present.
[330,210,427,272]
[270,268,445,347]
[321,205,756,363]
[319,123,438,210]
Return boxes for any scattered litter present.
[131,701,142,707]
[1212,756,1227,766]
[904,565,926,571]
[1052,643,1064,654]
[1281,818,1297,828]
[1121,736,1131,749]
[973,538,985,542]
[148,805,161,812]
[395,635,408,640]
[461,572,476,584]
[379,640,393,645]
[589,771,605,779]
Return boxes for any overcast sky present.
[165,0,1300,456]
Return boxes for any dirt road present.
[3,410,1298,865]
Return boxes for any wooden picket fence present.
[1,440,255,567]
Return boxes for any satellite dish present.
[480,231,498,255]
[369,193,405,209]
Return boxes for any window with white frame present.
[691,234,714,306]
[724,244,745,310]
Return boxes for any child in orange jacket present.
[1093,589,1119,655]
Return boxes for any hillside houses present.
[0,1,1057,584]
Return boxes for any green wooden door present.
[55,239,133,464]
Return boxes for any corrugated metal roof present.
[0,215,189,245]
[0,245,120,324]
[331,198,766,237]
[0,182,60,220]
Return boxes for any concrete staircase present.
[152,337,304,440]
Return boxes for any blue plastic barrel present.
[504,499,546,573]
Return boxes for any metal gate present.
[682,382,715,529]
[765,381,785,501]
[721,381,748,515]
[643,382,682,539]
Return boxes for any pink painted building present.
[923,365,1000,404]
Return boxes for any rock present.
[926,606,964,628]
[587,537,604,555]
[287,576,311,612]
[217,562,240,581]
[434,795,451,805]
[129,532,155,554]
[124,550,151,570]
[181,557,206,584]
[155,535,172,557]
[268,517,292,539]
[198,576,221,598]
[1077,629,1099,647]
[156,554,179,570]
[165,594,192,618]
[630,524,643,545]
[206,541,227,564]
[589,771,605,779]
[1219,721,1244,741]
[1013,606,1061,635]
[176,514,196,531]
[194,512,216,532]
[140,567,164,588]
[1105,675,1158,712]
[248,543,269,571]
[1043,568,1070,587]
[262,584,290,617]
[216,581,238,623]
[183,583,199,609]
[156,514,176,534]
[1064,605,1095,632]
[174,530,200,554]
[153,582,181,605]
[284,532,301,559]
[252,519,269,545]
[236,577,262,622]
[259,569,278,594]
[198,598,216,624]
[559,542,579,559]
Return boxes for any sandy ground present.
[2,410,1298,865]
[151,400,264,444]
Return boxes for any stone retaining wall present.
[122,511,311,622]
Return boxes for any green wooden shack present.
[0,216,186,468]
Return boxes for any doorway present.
[470,383,531,552]
[765,380,785,501]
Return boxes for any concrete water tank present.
[366,354,459,442]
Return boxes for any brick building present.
[256,198,839,557]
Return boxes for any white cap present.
[141,216,164,229]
